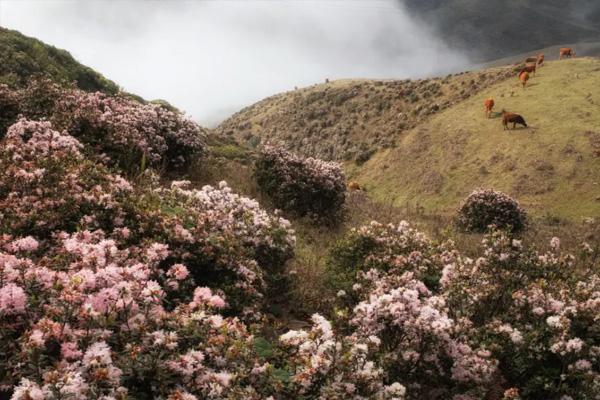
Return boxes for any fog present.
[0,0,471,126]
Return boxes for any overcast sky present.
[0,0,470,126]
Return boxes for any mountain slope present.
[0,27,119,93]
[216,68,514,162]
[401,0,600,62]
[352,58,600,220]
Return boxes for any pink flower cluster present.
[0,79,206,172]
[1,229,277,399]
[152,179,296,313]
[287,221,599,399]
[255,145,346,221]
[54,89,205,170]
[0,118,296,398]
[0,119,133,237]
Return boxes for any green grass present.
[0,27,119,93]
[354,58,600,221]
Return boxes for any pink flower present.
[82,341,113,368]
[167,264,189,281]
[10,378,45,400]
[61,341,83,361]
[0,283,27,315]
[6,236,39,253]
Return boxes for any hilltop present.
[216,67,514,162]
[0,27,119,93]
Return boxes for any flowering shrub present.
[328,221,455,294]
[0,119,134,238]
[280,221,599,399]
[0,79,206,173]
[52,88,205,171]
[255,146,346,222]
[0,120,297,398]
[443,232,600,398]
[456,189,527,233]
[279,314,408,399]
[0,231,282,399]
[147,180,296,314]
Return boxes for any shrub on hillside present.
[0,119,296,398]
[328,221,455,294]
[456,188,527,233]
[278,223,600,399]
[53,87,205,171]
[442,231,600,398]
[255,146,346,222]
[0,119,134,238]
[0,79,206,173]
[0,119,294,316]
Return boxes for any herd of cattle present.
[484,47,576,130]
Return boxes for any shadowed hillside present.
[401,0,600,62]
[217,68,514,162]
[352,58,600,220]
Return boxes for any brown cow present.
[519,71,530,88]
[502,110,528,130]
[537,54,545,66]
[525,56,538,64]
[484,98,494,118]
[348,181,362,191]
[559,48,575,59]
[520,64,536,76]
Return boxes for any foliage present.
[328,221,451,295]
[0,27,119,93]
[0,119,298,399]
[286,221,599,399]
[456,189,527,233]
[255,146,346,222]
[0,79,206,172]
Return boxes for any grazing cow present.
[537,54,545,66]
[501,110,528,130]
[559,48,575,59]
[519,71,530,88]
[520,64,536,76]
[484,98,495,118]
[348,181,362,191]
[525,56,538,64]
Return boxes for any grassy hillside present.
[217,68,514,162]
[351,58,600,220]
[401,0,600,62]
[0,27,119,93]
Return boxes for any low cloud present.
[0,0,471,126]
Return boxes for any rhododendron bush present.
[0,79,205,172]
[255,146,346,222]
[328,221,453,295]
[0,119,297,398]
[456,189,527,233]
[296,221,598,399]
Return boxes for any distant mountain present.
[400,0,600,62]
[0,27,119,93]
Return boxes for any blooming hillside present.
[0,30,599,400]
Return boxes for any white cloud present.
[0,0,471,126]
